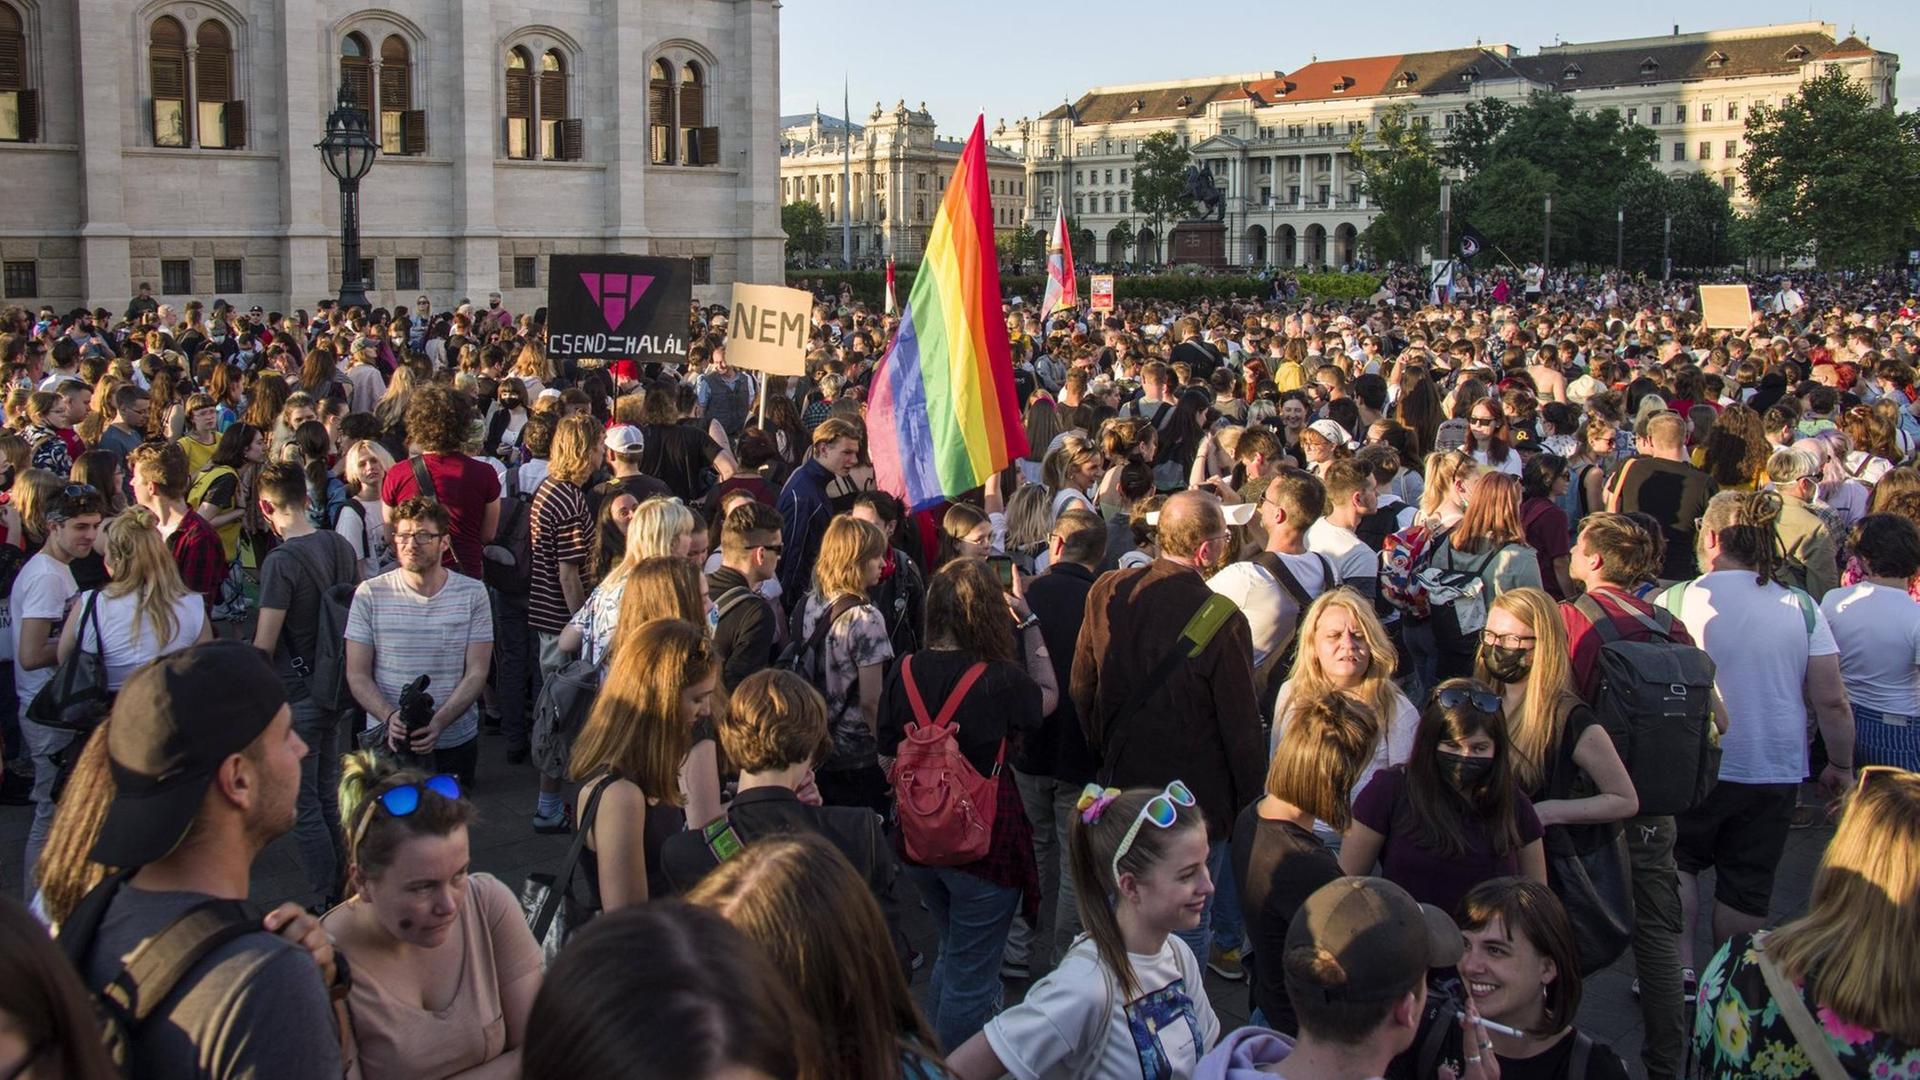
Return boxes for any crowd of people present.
[0,271,1917,1080]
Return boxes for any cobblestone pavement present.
[0,724,1834,1078]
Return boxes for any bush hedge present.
[785,268,1385,308]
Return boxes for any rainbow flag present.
[1039,204,1077,326]
[869,116,1029,511]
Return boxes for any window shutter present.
[197,45,230,102]
[691,126,719,165]
[558,117,583,161]
[540,70,565,120]
[402,109,426,155]
[379,63,409,113]
[342,59,372,121]
[505,69,532,119]
[0,26,22,91]
[648,75,672,163]
[678,81,704,129]
[223,100,245,148]
[18,88,37,142]
[151,48,186,100]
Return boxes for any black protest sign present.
[547,254,692,362]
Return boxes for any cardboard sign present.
[1699,284,1754,329]
[547,254,693,362]
[1090,274,1115,313]
[726,283,812,376]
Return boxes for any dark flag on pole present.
[1457,226,1489,263]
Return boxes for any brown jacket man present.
[1071,491,1264,839]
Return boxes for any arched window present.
[339,32,370,122]
[539,50,567,160]
[648,58,674,165]
[149,17,189,146]
[679,61,710,165]
[0,1,34,142]
[194,19,241,148]
[379,35,422,155]
[505,47,532,159]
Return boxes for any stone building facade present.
[1000,22,1897,267]
[778,101,1026,263]
[0,0,783,313]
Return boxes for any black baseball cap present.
[1285,877,1463,1003]
[93,641,289,868]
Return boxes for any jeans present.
[291,696,346,905]
[18,706,74,900]
[1173,840,1243,961]
[1013,770,1083,972]
[1853,702,1920,770]
[491,589,533,751]
[904,864,1019,1052]
[1627,814,1685,1080]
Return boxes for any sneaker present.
[1682,967,1698,1004]
[1208,945,1246,981]
[532,804,574,835]
[909,949,926,972]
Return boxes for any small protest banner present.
[1698,284,1754,329]
[1090,274,1115,313]
[726,283,812,376]
[548,254,693,362]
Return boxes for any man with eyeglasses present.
[345,498,493,788]
[709,500,785,692]
[11,482,104,891]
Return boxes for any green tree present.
[1741,67,1920,267]
[1456,93,1657,267]
[1439,98,1513,176]
[998,227,1045,270]
[1131,131,1193,265]
[1616,170,1739,275]
[1349,104,1441,266]
[780,201,827,260]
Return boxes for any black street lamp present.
[317,84,379,312]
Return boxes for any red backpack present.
[888,656,1000,867]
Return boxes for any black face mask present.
[1436,751,1495,792]
[1479,644,1533,684]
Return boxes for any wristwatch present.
[1014,614,1041,633]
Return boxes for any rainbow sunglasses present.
[1110,780,1196,881]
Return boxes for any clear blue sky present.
[781,1,1917,142]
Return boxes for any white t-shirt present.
[1657,572,1837,785]
[1209,552,1329,671]
[983,935,1218,1080]
[10,553,76,706]
[72,589,206,689]
[1820,582,1920,715]
[1471,447,1525,476]
[1306,519,1377,592]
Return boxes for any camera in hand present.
[393,674,435,768]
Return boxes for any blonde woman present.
[513,343,555,399]
[56,509,209,688]
[1272,591,1419,826]
[372,363,417,451]
[1693,767,1920,1076]
[1002,483,1053,574]
[1417,448,1476,530]
[336,438,396,579]
[1422,471,1543,680]
[0,434,31,549]
[1040,434,1102,522]
[1476,588,1637,828]
[799,515,894,812]
[557,496,698,667]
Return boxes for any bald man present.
[1071,488,1262,972]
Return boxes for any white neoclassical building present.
[1000,22,1897,268]
[0,0,783,312]
[777,101,1027,263]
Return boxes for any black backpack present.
[484,467,538,596]
[780,595,860,704]
[1573,594,1720,817]
[57,871,261,1078]
[277,535,359,712]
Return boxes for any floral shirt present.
[798,591,893,773]
[1693,931,1918,1079]
[567,576,628,669]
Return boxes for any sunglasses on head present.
[352,773,462,851]
[1432,686,1502,713]
[1112,780,1196,881]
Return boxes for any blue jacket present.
[775,457,835,598]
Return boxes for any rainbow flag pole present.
[869,116,1029,511]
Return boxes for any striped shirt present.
[528,478,592,635]
[345,569,493,749]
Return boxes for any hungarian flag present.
[884,256,899,317]
[1038,205,1077,327]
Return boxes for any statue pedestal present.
[1169,221,1227,269]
